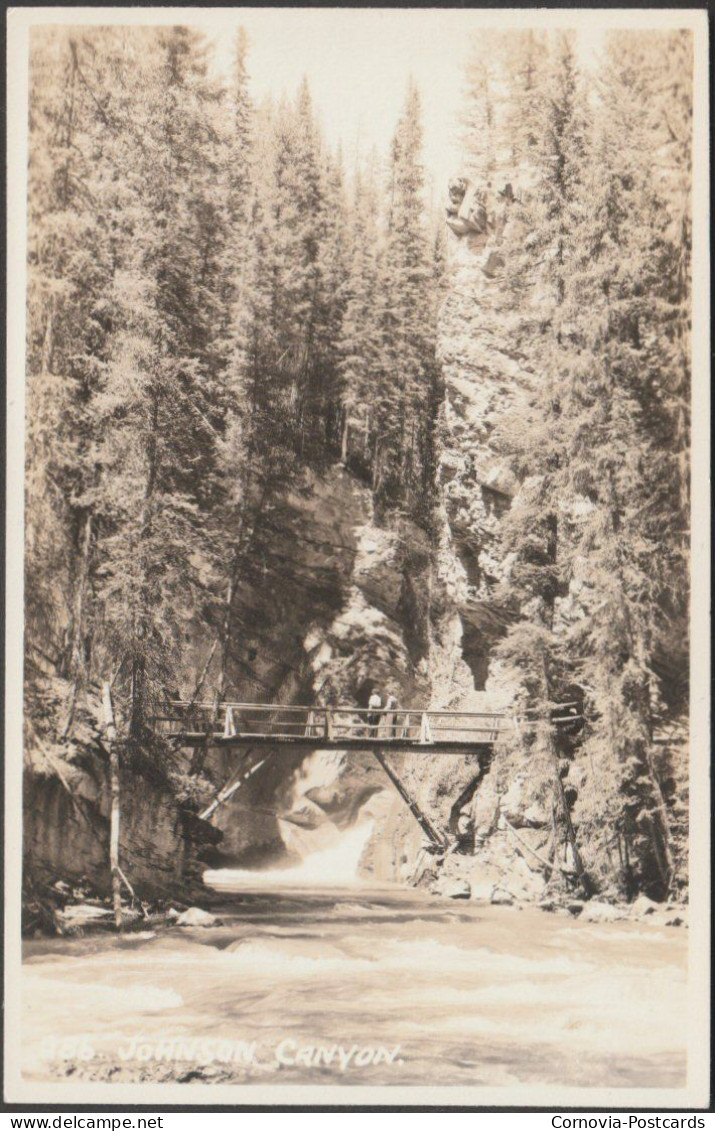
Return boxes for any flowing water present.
[22,828,687,1089]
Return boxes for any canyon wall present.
[23,677,221,903]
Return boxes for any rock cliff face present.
[436,185,530,702]
[23,677,220,903]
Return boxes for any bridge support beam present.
[198,748,267,821]
[372,747,447,850]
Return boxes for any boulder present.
[176,907,221,928]
[500,775,525,813]
[630,894,661,918]
[491,887,515,906]
[352,528,403,617]
[665,914,687,928]
[433,876,471,900]
[580,901,625,924]
[537,899,574,917]
[57,903,113,926]
[522,803,549,828]
[414,865,440,890]
[483,462,518,498]
[472,783,500,837]
[469,880,496,902]
[280,801,325,830]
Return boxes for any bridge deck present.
[178,733,496,753]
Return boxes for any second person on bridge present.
[367,689,383,734]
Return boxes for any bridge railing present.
[151,700,582,745]
[153,702,517,744]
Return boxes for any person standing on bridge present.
[384,693,399,738]
[367,689,383,734]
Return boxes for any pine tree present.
[462,42,497,183]
[491,34,593,891]
[377,81,441,521]
[314,146,349,450]
[337,158,384,475]
[26,28,128,717]
[62,26,235,733]
[549,30,693,896]
[486,30,691,897]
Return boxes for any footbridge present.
[154,701,581,752]
[154,700,581,850]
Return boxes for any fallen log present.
[501,813,574,878]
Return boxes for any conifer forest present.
[24,23,692,920]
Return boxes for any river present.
[22,830,686,1090]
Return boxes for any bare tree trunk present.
[102,683,123,930]
[41,297,55,375]
[130,392,160,738]
[341,412,349,464]
[190,577,233,777]
[62,512,94,738]
[551,755,589,888]
[537,656,592,895]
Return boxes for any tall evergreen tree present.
[337,159,384,474]
[377,82,441,521]
[550,30,693,895]
[48,26,235,733]
[491,34,593,890]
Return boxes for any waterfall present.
[203,821,374,889]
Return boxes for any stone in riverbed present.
[490,888,514,906]
[57,904,114,926]
[580,901,626,923]
[664,914,687,928]
[630,894,661,918]
[176,907,221,928]
[470,880,496,902]
[432,877,471,900]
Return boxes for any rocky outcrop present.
[23,674,221,906]
[176,907,222,927]
[196,459,480,870]
[437,182,530,698]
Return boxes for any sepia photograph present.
[4,5,710,1110]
